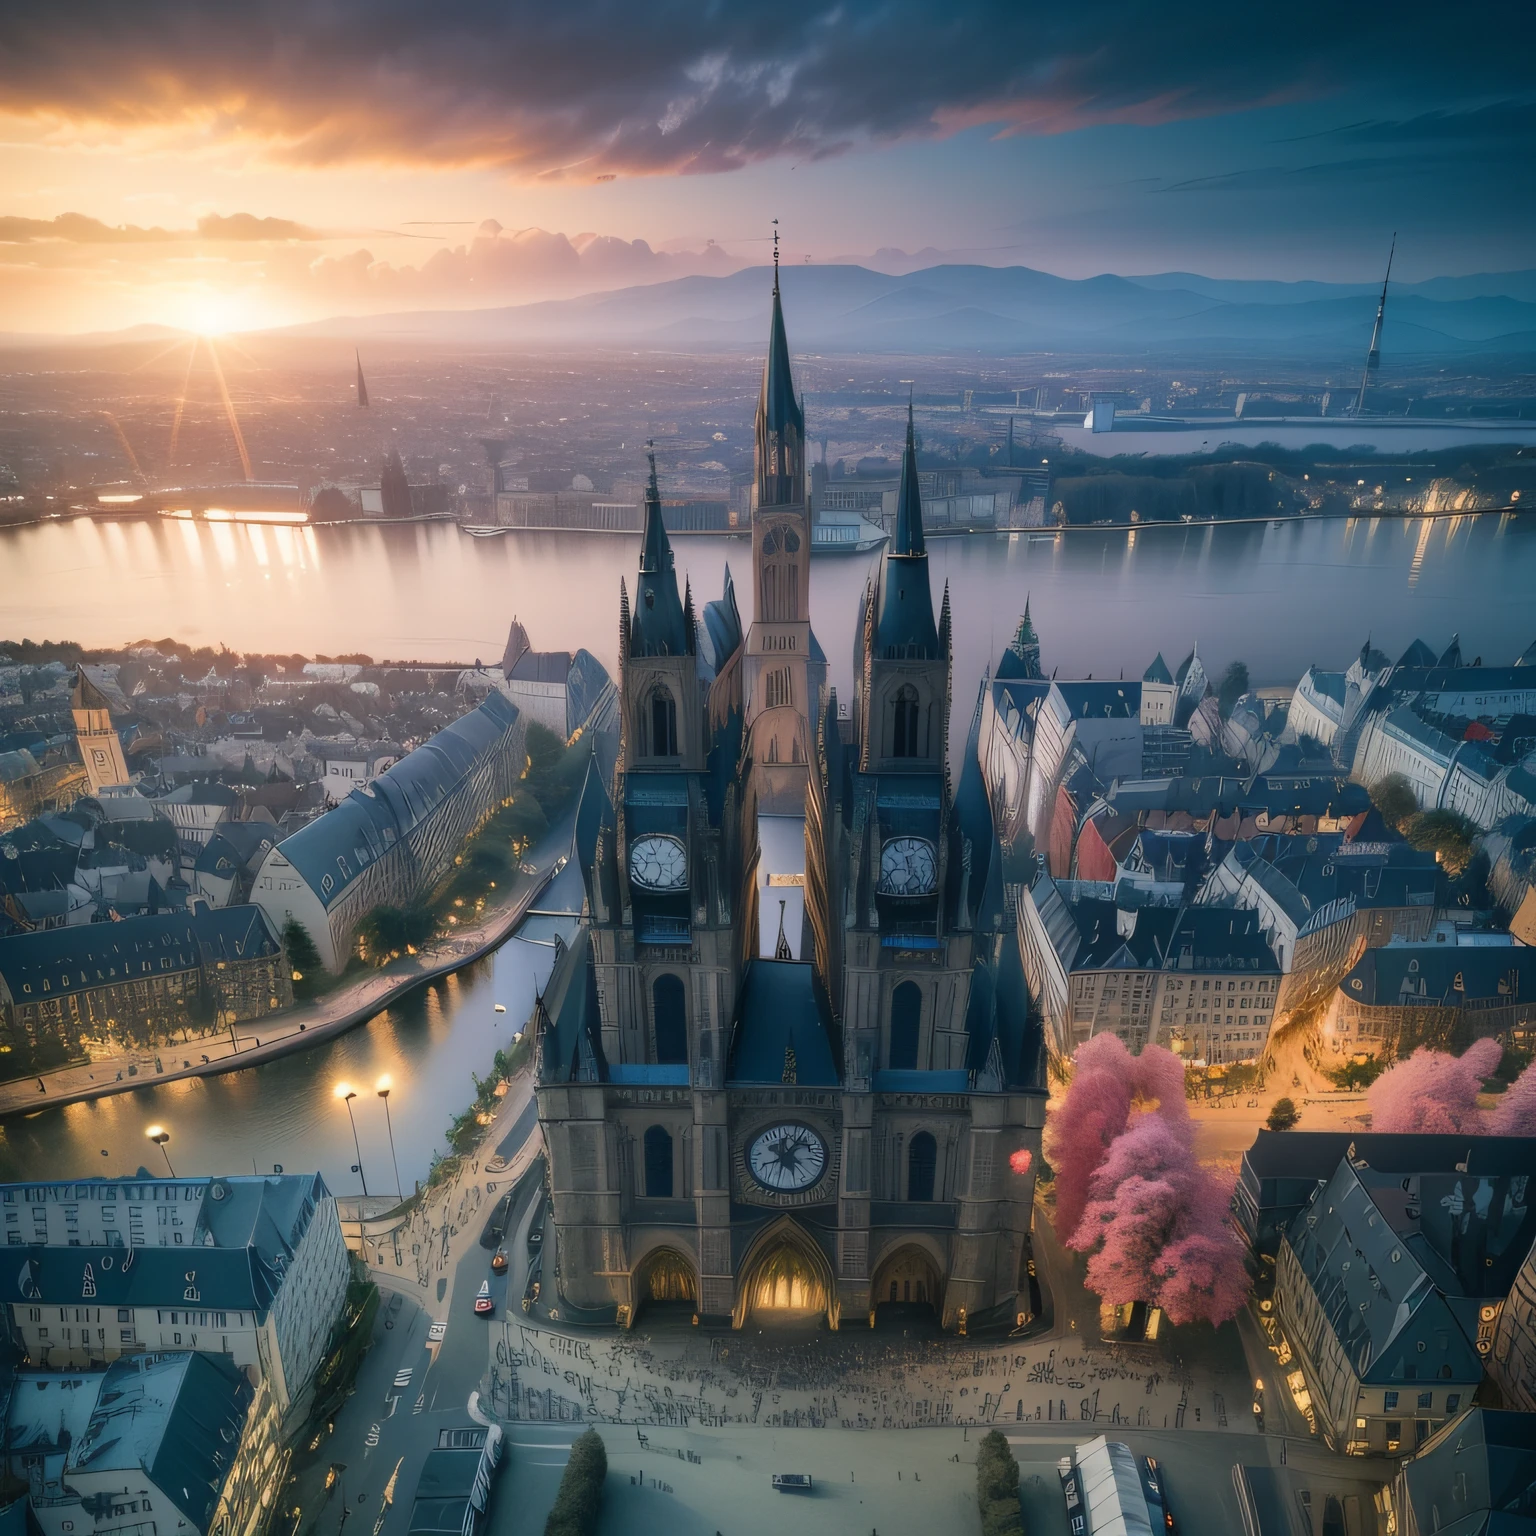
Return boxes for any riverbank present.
[0,821,576,1122]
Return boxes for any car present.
[772,1474,813,1494]
[473,1281,495,1317]
[428,1321,447,1343]
[491,1249,508,1274]
[526,1223,544,1253]
[393,1368,412,1389]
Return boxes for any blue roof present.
[277,692,520,910]
[1143,652,1173,685]
[700,564,743,675]
[873,407,940,659]
[630,454,691,657]
[728,960,839,1086]
[874,1069,969,1093]
[0,905,278,1000]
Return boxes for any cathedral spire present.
[871,399,939,660]
[755,228,805,509]
[891,398,925,557]
[629,443,689,656]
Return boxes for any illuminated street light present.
[145,1125,176,1177]
[334,1084,369,1197]
[376,1076,403,1199]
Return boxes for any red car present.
[473,1281,495,1317]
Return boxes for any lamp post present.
[376,1076,402,1200]
[145,1125,175,1177]
[334,1085,369,1197]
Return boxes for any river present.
[1,513,1534,1185]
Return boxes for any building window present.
[653,975,688,1065]
[1384,1391,1398,1410]
[650,689,678,757]
[643,1126,674,1199]
[908,1132,937,1202]
[1417,1392,1433,1410]
[1446,1394,1460,1414]
[892,686,921,758]
[890,982,922,1071]
[765,667,793,710]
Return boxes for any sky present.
[0,0,1531,334]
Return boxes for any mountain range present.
[8,263,1536,359]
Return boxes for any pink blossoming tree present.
[1366,1038,1502,1133]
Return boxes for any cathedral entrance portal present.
[733,1217,838,1329]
[637,1247,698,1317]
[871,1245,943,1322]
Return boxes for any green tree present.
[1267,1096,1301,1131]
[544,1428,607,1536]
[1370,772,1419,834]
[1406,808,1479,877]
[281,919,325,999]
[1218,660,1251,717]
[975,1429,1023,1536]
[1329,1057,1386,1092]
[356,902,437,961]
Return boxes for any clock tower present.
[534,277,1045,1342]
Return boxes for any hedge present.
[544,1427,607,1536]
[976,1429,1023,1536]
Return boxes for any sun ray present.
[167,335,199,469]
[204,335,254,482]
[128,334,198,376]
[101,411,144,482]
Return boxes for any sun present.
[171,288,260,337]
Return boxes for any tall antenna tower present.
[1353,234,1396,416]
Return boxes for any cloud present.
[0,0,1529,178]
[0,211,321,243]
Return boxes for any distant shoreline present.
[0,501,1527,537]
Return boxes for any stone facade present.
[534,281,1045,1334]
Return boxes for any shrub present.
[1217,660,1250,718]
[281,919,325,998]
[976,1430,1022,1536]
[1405,808,1480,877]
[1369,772,1418,833]
[1328,1057,1386,1092]
[545,1427,607,1536]
[1266,1097,1300,1131]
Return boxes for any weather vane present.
[772,218,780,290]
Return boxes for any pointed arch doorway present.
[733,1216,839,1330]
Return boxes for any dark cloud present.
[1283,100,1536,147]
[0,211,321,243]
[0,1,1529,176]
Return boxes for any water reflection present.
[3,515,1534,693]
[0,875,581,1190]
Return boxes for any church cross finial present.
[772,219,780,295]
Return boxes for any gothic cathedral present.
[532,274,1045,1332]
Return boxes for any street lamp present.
[334,1084,369,1198]
[145,1125,176,1177]
[376,1076,403,1200]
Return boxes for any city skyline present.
[0,0,1532,333]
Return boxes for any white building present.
[0,1172,350,1420]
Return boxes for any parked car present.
[772,1474,813,1494]
[473,1281,495,1317]
[526,1221,544,1254]
[491,1249,509,1274]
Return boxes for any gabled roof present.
[1143,652,1173,685]
[1339,943,1535,1008]
[1284,1160,1488,1384]
[1403,1410,1536,1536]
[700,563,743,676]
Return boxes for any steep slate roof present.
[728,961,839,1086]
[1285,1159,1499,1384]
[759,284,804,445]
[1339,943,1536,1008]
[700,564,743,676]
[1143,653,1174,685]
[1063,896,1278,975]
[276,692,521,911]
[873,405,940,659]
[534,926,604,1084]
[629,454,691,658]
[0,905,278,1002]
[1402,1409,1536,1536]
[0,1171,330,1317]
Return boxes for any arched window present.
[908,1132,937,1202]
[892,685,921,758]
[643,1126,674,1198]
[653,974,688,1064]
[650,688,678,757]
[890,981,921,1071]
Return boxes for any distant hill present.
[9,262,1536,359]
[264,262,1536,359]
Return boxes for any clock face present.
[747,1123,828,1193]
[879,836,937,897]
[629,834,688,892]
